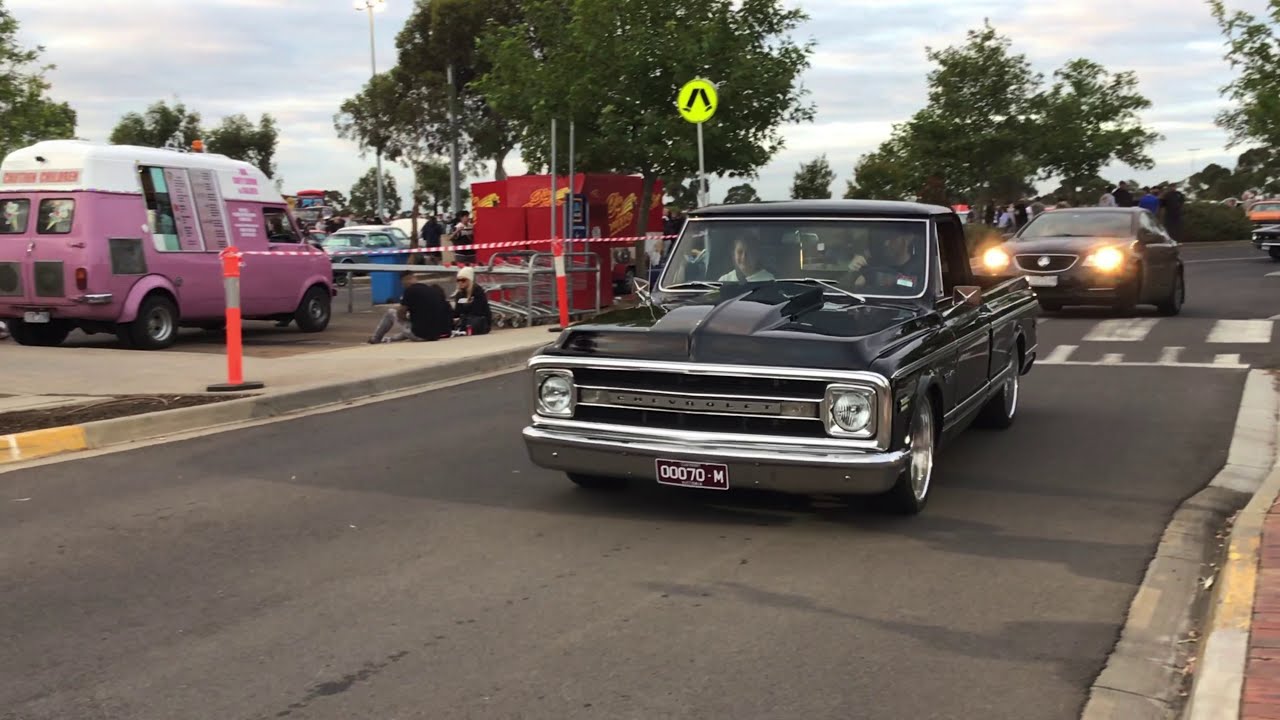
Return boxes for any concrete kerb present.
[1081,369,1280,720]
[3,342,547,465]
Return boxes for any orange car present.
[1247,198,1280,227]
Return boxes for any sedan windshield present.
[660,218,930,298]
[1016,211,1134,239]
[324,233,364,248]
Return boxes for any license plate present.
[23,311,50,323]
[1026,275,1058,287]
[655,459,729,490]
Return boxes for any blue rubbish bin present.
[369,253,403,305]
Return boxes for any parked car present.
[343,224,413,249]
[1247,199,1280,228]
[974,206,1184,315]
[321,230,399,287]
[521,200,1039,515]
[0,140,333,349]
[1253,224,1280,260]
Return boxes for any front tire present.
[1038,299,1063,312]
[8,319,71,347]
[568,473,628,491]
[1157,271,1184,316]
[294,286,331,333]
[1269,247,1280,261]
[882,397,937,515]
[976,359,1019,429]
[121,294,178,350]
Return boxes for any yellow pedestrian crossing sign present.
[677,78,718,124]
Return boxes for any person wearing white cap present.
[452,266,492,335]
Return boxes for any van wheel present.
[8,319,71,347]
[122,294,178,350]
[294,286,331,333]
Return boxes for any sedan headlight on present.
[534,369,575,417]
[981,247,1011,273]
[1083,246,1126,272]
[824,385,876,438]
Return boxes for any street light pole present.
[355,0,387,220]
[447,63,461,218]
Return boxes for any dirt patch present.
[0,394,240,435]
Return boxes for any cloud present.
[2,0,1271,206]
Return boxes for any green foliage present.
[206,113,279,178]
[844,144,912,199]
[723,183,761,203]
[109,100,202,150]
[790,154,835,199]
[109,100,279,177]
[474,0,815,234]
[324,190,349,213]
[348,168,402,218]
[413,159,466,214]
[662,177,701,210]
[0,3,76,160]
[1210,1,1280,150]
[1181,201,1254,243]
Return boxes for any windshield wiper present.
[664,281,722,290]
[774,278,867,302]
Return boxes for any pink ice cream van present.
[0,140,334,350]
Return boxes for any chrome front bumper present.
[522,423,908,495]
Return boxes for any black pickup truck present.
[522,200,1039,515]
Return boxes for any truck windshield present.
[660,218,930,298]
[1,199,30,234]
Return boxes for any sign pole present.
[677,78,718,209]
[696,122,707,208]
[550,119,557,244]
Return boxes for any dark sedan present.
[974,207,1184,315]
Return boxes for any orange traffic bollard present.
[207,246,265,392]
[552,238,570,328]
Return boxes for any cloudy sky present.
[6,0,1268,206]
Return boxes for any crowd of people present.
[975,181,1188,241]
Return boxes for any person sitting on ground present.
[452,267,492,336]
[368,271,453,343]
[717,235,775,282]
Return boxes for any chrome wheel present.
[1003,366,1019,418]
[146,305,174,343]
[906,402,935,501]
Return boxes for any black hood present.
[549,281,934,369]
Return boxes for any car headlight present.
[981,247,1011,273]
[824,385,876,437]
[1083,246,1125,272]
[535,369,575,417]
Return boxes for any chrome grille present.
[1014,254,1077,273]
[0,262,20,296]
[33,261,63,297]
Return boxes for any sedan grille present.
[1014,254,1077,273]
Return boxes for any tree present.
[349,168,401,219]
[413,159,465,214]
[475,0,815,248]
[723,183,761,203]
[1210,1,1280,151]
[1031,58,1160,191]
[206,113,280,178]
[844,143,915,199]
[109,100,202,149]
[0,3,76,160]
[335,0,523,178]
[790,155,835,199]
[324,190,349,213]
[663,176,701,210]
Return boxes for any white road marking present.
[1207,319,1273,344]
[1101,353,1124,364]
[1083,318,1159,342]
[1159,346,1184,365]
[1215,353,1243,366]
[1042,345,1077,363]
[1269,313,1280,320]
[1184,257,1265,264]
[1040,359,1249,369]
[1266,271,1280,277]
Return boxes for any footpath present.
[0,324,552,465]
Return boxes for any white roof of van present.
[0,140,284,203]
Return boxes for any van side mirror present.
[953,285,982,306]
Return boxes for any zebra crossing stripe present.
[1042,345,1078,363]
[1082,318,1159,342]
[1207,320,1273,344]
[1159,347,1184,364]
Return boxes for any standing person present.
[983,201,996,226]
[451,211,475,264]
[1161,184,1187,242]
[1112,181,1134,207]
[1029,200,1046,219]
[1138,187,1160,214]
[1098,187,1117,207]
[997,205,1016,233]
[421,214,443,252]
[367,271,453,343]
[451,267,492,336]
[1014,200,1029,229]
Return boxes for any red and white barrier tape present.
[239,233,677,257]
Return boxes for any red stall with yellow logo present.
[469,173,665,311]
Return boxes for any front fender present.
[288,274,335,306]
[118,275,179,323]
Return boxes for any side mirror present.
[953,285,982,306]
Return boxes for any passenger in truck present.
[717,236,775,283]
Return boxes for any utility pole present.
[355,0,387,220]
[448,63,461,218]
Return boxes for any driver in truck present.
[845,228,924,294]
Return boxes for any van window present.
[140,166,181,251]
[1,199,30,234]
[37,199,75,234]
[264,207,300,243]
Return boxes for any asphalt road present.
[0,242,1271,720]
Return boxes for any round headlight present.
[831,391,873,433]
[982,247,1011,272]
[1087,246,1125,272]
[539,375,573,414]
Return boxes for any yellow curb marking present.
[0,425,88,464]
